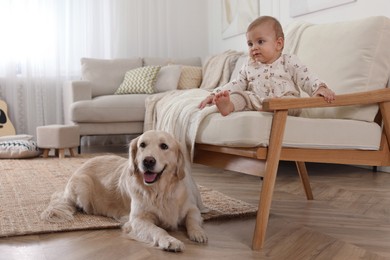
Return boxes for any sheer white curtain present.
[0,0,189,136]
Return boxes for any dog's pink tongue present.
[144,172,158,183]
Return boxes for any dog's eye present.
[160,143,168,150]
[140,142,146,148]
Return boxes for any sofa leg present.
[252,110,288,250]
[295,161,314,200]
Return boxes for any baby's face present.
[246,22,283,64]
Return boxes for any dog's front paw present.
[188,228,208,244]
[158,236,185,252]
[122,221,132,233]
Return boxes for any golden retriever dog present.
[41,130,208,252]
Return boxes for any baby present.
[199,16,335,116]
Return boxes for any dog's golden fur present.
[41,130,207,252]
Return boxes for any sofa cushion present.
[155,65,182,93]
[292,16,390,121]
[196,111,381,150]
[76,122,144,136]
[71,94,149,123]
[81,57,143,97]
[178,66,202,89]
[115,66,161,94]
[143,57,202,67]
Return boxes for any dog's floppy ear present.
[175,142,187,180]
[129,136,140,174]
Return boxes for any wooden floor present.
[1,145,390,259]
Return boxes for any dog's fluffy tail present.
[40,191,76,222]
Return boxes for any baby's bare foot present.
[215,91,234,116]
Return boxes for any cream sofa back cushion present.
[81,58,143,97]
[143,57,202,67]
[292,16,390,121]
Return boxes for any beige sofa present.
[63,57,202,138]
[196,16,390,250]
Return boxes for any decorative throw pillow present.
[178,66,202,89]
[0,139,41,159]
[154,65,182,93]
[115,66,161,94]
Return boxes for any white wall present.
[208,0,390,54]
[167,0,209,58]
[279,0,390,24]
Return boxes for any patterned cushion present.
[115,66,161,94]
[178,66,202,89]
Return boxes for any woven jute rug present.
[0,154,257,237]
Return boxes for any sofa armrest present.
[64,80,93,102]
[262,89,390,111]
[63,80,93,124]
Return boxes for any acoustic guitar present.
[0,100,16,136]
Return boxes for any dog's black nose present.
[143,156,156,169]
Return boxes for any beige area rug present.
[0,154,257,237]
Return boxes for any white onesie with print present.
[213,54,326,115]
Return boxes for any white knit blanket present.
[200,50,243,90]
[144,89,217,160]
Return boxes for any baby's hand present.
[314,85,335,103]
[199,94,215,109]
